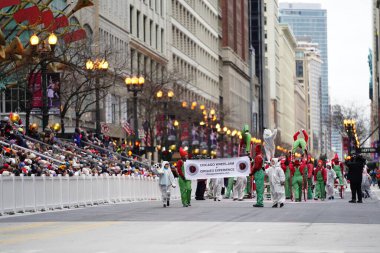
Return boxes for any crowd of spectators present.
[0,115,155,178]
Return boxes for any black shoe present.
[183,204,188,207]
[280,203,284,208]
[349,200,356,203]
[214,198,216,201]
[253,204,264,207]
[163,204,166,208]
[167,200,170,206]
[357,200,363,203]
[272,203,278,208]
[332,196,334,199]
[238,199,243,201]
[188,203,191,206]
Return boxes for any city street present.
[1,189,380,253]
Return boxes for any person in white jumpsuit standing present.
[326,162,336,200]
[152,162,176,207]
[265,158,286,208]
[211,178,223,201]
[233,176,247,201]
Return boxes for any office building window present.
[296,60,303,78]
[129,5,133,34]
[143,15,147,42]
[137,10,140,38]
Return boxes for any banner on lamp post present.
[28,72,42,114]
[46,73,61,115]
[184,156,250,180]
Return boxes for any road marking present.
[0,222,56,233]
[0,222,117,245]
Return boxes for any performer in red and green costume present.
[332,153,344,186]
[292,129,309,155]
[252,145,264,207]
[292,159,306,202]
[281,153,294,199]
[306,155,314,199]
[177,148,192,207]
[314,160,327,200]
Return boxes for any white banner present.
[184,156,250,180]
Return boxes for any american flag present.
[145,130,152,147]
[122,122,134,136]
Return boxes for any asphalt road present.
[1,189,380,253]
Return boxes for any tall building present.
[331,105,343,159]
[279,2,330,154]
[295,41,322,156]
[169,0,220,110]
[220,0,251,130]
[249,0,267,135]
[264,0,281,133]
[371,0,380,149]
[278,24,297,146]
[73,0,168,138]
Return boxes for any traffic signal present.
[132,140,141,155]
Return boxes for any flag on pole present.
[122,121,134,136]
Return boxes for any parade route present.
[1,191,380,253]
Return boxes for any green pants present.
[178,177,192,206]
[225,177,234,198]
[334,168,343,185]
[292,138,307,154]
[292,169,303,202]
[254,170,265,206]
[285,168,291,198]
[315,180,326,199]
[307,178,313,199]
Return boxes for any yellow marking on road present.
[0,222,56,233]
[0,222,117,245]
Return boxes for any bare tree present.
[331,103,370,143]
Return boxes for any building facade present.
[295,41,322,156]
[264,0,281,133]
[220,0,251,130]
[371,0,380,149]
[249,0,267,135]
[279,2,330,154]
[278,24,297,147]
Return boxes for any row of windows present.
[172,54,218,99]
[173,54,197,81]
[99,29,128,59]
[130,5,165,53]
[172,0,218,51]
[143,0,164,16]
[172,26,218,75]
[183,0,219,31]
[130,48,165,80]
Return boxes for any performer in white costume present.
[263,129,277,161]
[151,162,176,207]
[265,158,286,208]
[233,176,247,201]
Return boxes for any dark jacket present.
[346,156,365,183]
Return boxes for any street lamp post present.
[30,33,58,130]
[125,76,145,142]
[344,119,359,155]
[86,59,109,135]
[156,90,174,150]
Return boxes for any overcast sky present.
[279,0,372,113]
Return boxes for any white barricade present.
[0,174,188,215]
